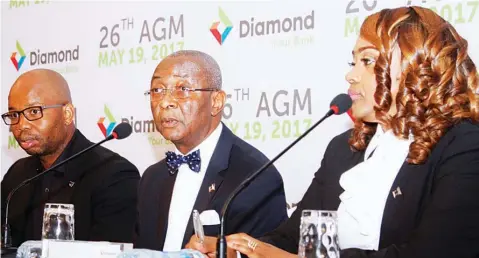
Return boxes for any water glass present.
[298,210,340,258]
[41,203,75,241]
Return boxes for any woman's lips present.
[348,89,362,101]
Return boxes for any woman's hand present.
[226,233,296,258]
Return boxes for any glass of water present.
[298,210,339,258]
[41,203,75,241]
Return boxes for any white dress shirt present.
[337,126,413,250]
[162,123,223,252]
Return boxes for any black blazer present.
[1,130,140,247]
[134,124,288,250]
[262,121,479,258]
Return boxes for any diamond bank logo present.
[10,41,26,71]
[97,105,117,137]
[210,7,233,45]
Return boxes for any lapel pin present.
[392,186,402,198]
[208,183,216,193]
[69,181,75,187]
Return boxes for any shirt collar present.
[364,125,384,161]
[174,123,223,158]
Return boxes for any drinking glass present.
[41,203,74,241]
[298,210,340,258]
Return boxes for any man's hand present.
[186,235,216,255]
[185,235,238,258]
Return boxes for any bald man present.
[1,69,140,247]
[134,50,288,251]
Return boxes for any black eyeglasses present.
[144,86,219,101]
[1,104,65,125]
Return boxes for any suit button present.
[45,188,49,193]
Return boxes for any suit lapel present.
[157,163,178,250]
[181,124,234,247]
[379,134,448,248]
[379,160,429,248]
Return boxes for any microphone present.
[216,93,352,258]
[1,122,132,252]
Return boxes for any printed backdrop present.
[1,0,478,212]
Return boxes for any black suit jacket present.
[134,124,288,250]
[262,121,479,258]
[1,130,140,247]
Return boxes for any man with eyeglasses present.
[1,69,140,247]
[134,50,288,252]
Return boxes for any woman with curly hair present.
[186,6,479,258]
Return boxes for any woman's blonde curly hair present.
[349,6,479,164]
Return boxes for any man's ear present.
[211,90,226,117]
[63,103,75,126]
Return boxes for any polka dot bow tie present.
[165,150,201,175]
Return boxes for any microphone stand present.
[217,108,336,258]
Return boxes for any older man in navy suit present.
[134,50,288,251]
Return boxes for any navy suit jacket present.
[134,124,288,250]
[262,121,479,258]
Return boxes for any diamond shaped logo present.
[97,105,117,137]
[210,7,233,45]
[10,41,26,71]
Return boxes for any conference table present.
[2,242,206,258]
